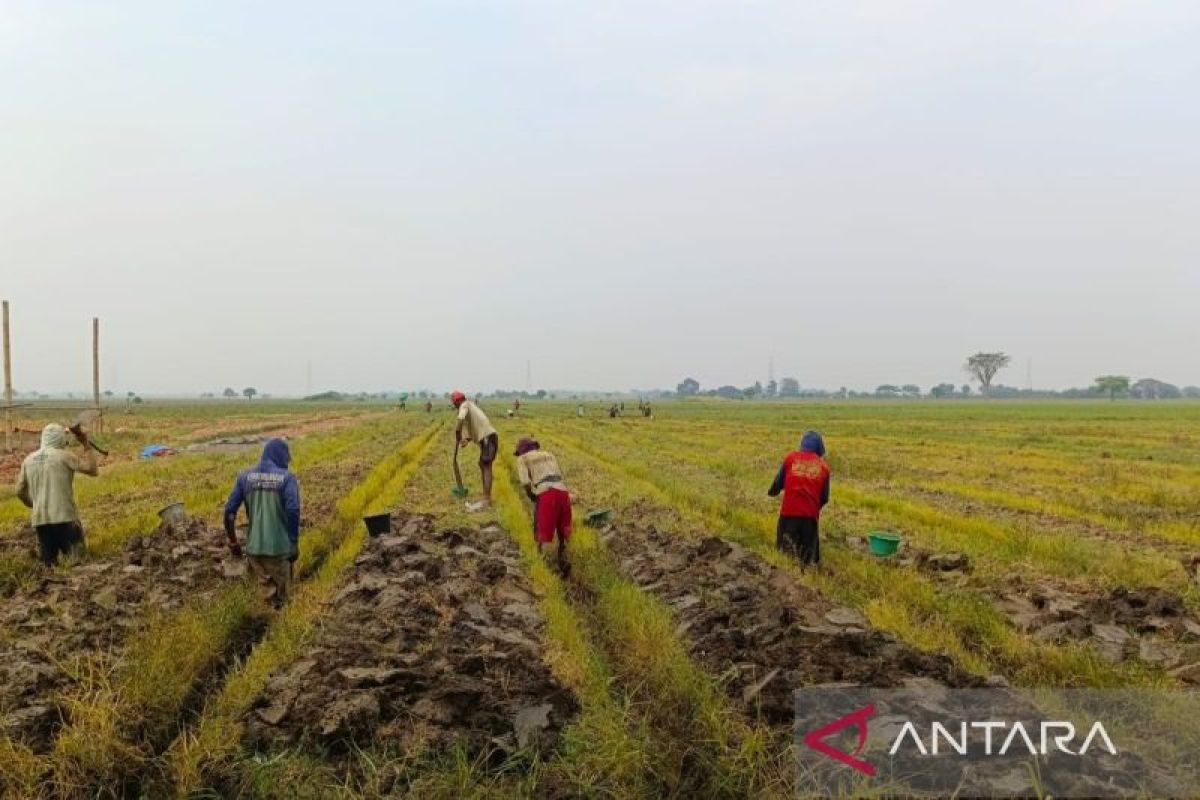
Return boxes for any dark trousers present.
[35,521,84,566]
[777,516,819,565]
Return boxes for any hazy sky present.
[3,1,1198,395]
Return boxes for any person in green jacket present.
[224,439,301,607]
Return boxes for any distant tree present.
[126,391,134,399]
[742,381,763,399]
[223,387,237,399]
[1131,378,1180,400]
[987,384,1022,398]
[132,395,143,404]
[838,386,848,399]
[875,384,900,397]
[964,352,1011,393]
[676,377,700,396]
[305,391,346,401]
[536,389,547,399]
[901,384,922,397]
[103,390,113,398]
[961,384,971,396]
[1094,375,1130,401]
[1184,386,1200,399]
[779,377,800,397]
[765,379,778,398]
[716,385,742,399]
[243,387,258,401]
[930,383,956,398]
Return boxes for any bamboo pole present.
[92,317,101,433]
[3,301,11,453]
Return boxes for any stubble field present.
[2,399,1199,798]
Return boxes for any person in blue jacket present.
[224,438,301,607]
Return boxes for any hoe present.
[450,439,469,498]
[69,409,109,456]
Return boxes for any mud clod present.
[604,525,977,732]
[1000,583,1200,666]
[244,513,578,767]
[0,517,248,750]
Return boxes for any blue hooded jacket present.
[768,430,830,505]
[799,430,826,456]
[224,439,301,553]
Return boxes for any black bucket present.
[363,512,392,537]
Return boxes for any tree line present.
[675,352,1200,400]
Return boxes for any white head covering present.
[40,423,68,450]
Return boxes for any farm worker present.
[767,430,830,566]
[576,404,584,417]
[224,438,301,608]
[452,390,498,509]
[15,423,100,566]
[515,437,572,575]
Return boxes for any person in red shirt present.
[767,430,830,565]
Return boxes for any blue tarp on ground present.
[140,444,171,458]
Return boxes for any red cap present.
[450,390,466,405]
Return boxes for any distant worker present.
[513,397,521,413]
[767,430,830,566]
[515,438,572,576]
[15,423,100,566]
[576,404,584,417]
[425,400,433,413]
[224,438,301,608]
[608,404,619,419]
[452,390,498,509]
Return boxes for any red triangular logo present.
[802,703,877,776]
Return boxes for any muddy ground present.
[0,518,247,749]
[841,533,1200,677]
[601,525,1200,796]
[245,512,577,771]
[600,524,981,731]
[999,580,1200,675]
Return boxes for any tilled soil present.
[999,580,1200,673]
[598,525,1194,797]
[245,513,577,768]
[0,518,247,749]
[600,524,980,731]
[845,534,1200,676]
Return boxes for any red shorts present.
[534,488,572,544]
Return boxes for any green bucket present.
[585,508,613,527]
[867,531,902,557]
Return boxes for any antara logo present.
[801,704,877,776]
[802,705,1119,776]
[888,720,1118,757]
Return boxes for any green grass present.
[164,422,442,796]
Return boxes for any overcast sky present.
[2,1,1197,395]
